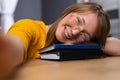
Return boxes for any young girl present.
[0,2,120,79]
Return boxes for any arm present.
[102,37,120,56]
[0,19,46,78]
[0,35,24,78]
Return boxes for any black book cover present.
[40,49,106,61]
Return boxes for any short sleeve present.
[7,19,46,62]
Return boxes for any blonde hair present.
[45,2,110,47]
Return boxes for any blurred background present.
[0,0,120,38]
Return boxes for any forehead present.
[80,13,98,38]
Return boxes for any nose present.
[72,26,83,36]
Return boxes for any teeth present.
[65,29,69,39]
[65,26,71,39]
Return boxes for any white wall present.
[90,0,120,38]
[14,0,42,21]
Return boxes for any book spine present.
[55,44,102,49]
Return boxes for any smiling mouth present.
[64,25,72,39]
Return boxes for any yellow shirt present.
[7,19,46,62]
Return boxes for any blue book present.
[40,44,102,53]
[40,44,105,61]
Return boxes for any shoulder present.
[9,19,46,31]
[13,19,45,27]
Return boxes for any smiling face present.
[55,12,98,44]
[46,2,110,47]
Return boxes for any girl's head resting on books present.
[46,2,110,47]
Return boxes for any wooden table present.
[12,57,120,80]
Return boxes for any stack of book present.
[39,44,106,61]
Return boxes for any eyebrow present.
[81,17,85,25]
[77,17,81,25]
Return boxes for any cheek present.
[55,27,63,42]
[55,32,64,43]
[55,30,59,38]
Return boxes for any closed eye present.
[81,32,90,42]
